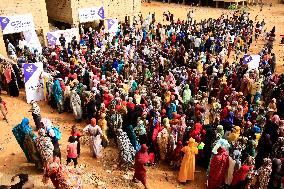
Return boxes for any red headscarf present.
[172,140,183,161]
[91,118,96,126]
[190,123,205,142]
[136,144,149,164]
[231,165,252,186]
[134,144,149,183]
[208,147,229,189]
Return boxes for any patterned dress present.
[257,158,272,189]
[44,161,83,189]
[109,112,123,138]
[35,136,54,164]
[116,129,135,167]
[157,128,169,160]
[70,90,82,121]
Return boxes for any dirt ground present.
[0,2,283,189]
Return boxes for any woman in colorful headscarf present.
[98,112,109,147]
[134,120,147,145]
[40,117,61,160]
[170,140,183,169]
[116,128,135,168]
[242,138,256,163]
[216,125,224,138]
[35,128,54,166]
[227,126,241,143]
[231,156,255,188]
[132,144,149,189]
[189,123,205,143]
[12,118,43,170]
[202,124,216,168]
[8,63,20,97]
[125,125,140,151]
[271,137,284,159]
[70,89,82,121]
[83,118,103,158]
[157,127,169,161]
[182,84,192,108]
[222,109,234,132]
[12,118,34,162]
[178,137,199,182]
[167,102,177,119]
[52,79,64,113]
[255,134,273,169]
[264,114,280,144]
[256,158,272,189]
[268,158,282,189]
[207,147,229,189]
[42,156,82,189]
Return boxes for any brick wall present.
[0,0,49,56]
[45,0,74,24]
[46,0,141,25]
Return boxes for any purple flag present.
[47,33,57,46]
[0,17,10,30]
[98,7,105,19]
[23,64,38,83]
[108,19,115,30]
[243,54,253,64]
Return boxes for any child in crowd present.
[67,136,78,168]
[70,125,81,157]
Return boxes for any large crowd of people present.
[0,8,283,189]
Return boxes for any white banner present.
[23,30,42,53]
[107,18,119,33]
[0,14,35,35]
[23,63,44,103]
[47,28,79,46]
[79,6,105,23]
[243,54,260,70]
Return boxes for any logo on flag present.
[108,19,115,30]
[98,7,105,19]
[23,64,38,83]
[243,55,253,64]
[47,33,57,46]
[0,17,10,30]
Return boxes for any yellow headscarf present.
[228,126,241,142]
[188,137,198,147]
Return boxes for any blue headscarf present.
[167,103,177,119]
[52,79,63,104]
[142,29,147,40]
[12,118,34,161]
[125,125,140,152]
[112,59,119,70]
[253,124,261,133]
[117,62,124,75]
[131,80,138,92]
